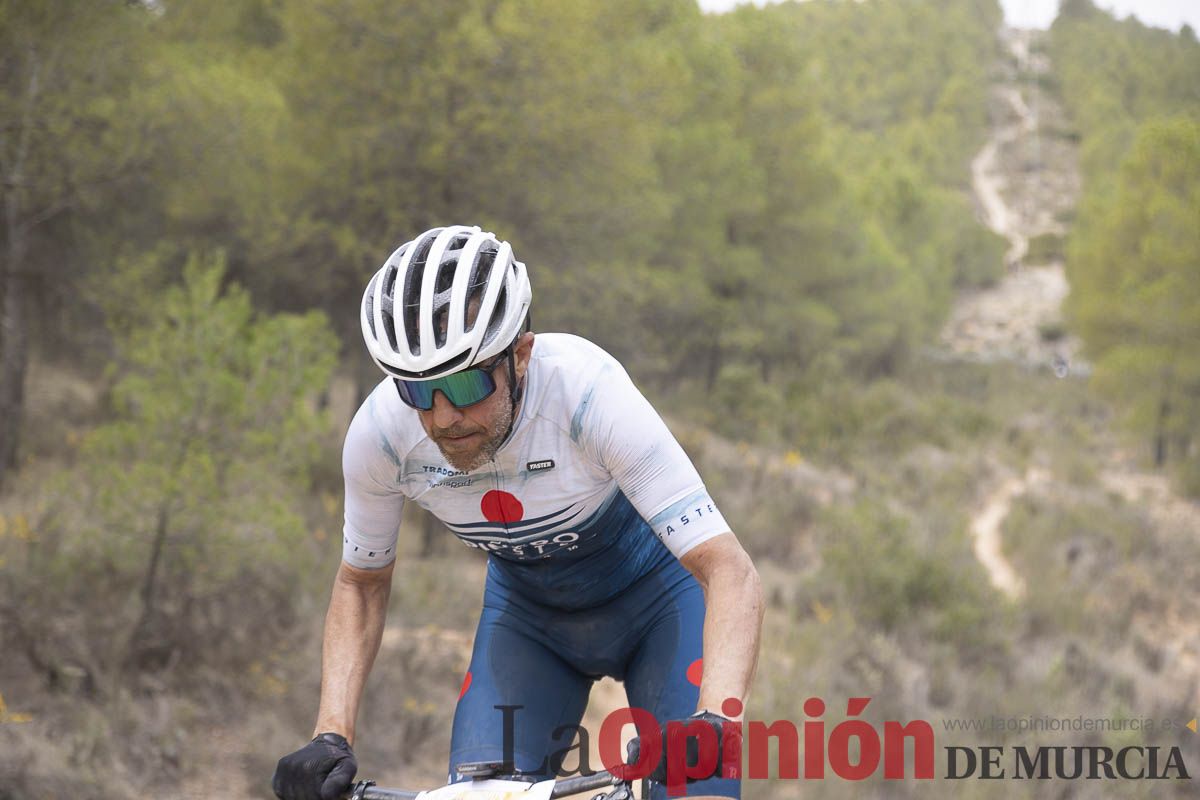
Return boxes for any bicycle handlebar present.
[350,769,624,800]
[547,769,623,798]
[352,785,418,800]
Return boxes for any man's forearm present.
[313,561,395,744]
[695,552,764,716]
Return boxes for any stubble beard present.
[435,396,513,473]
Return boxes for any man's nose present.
[429,390,463,427]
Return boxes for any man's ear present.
[513,332,535,380]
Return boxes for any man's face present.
[418,333,534,472]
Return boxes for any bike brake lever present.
[349,780,376,800]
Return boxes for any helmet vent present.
[432,268,453,348]
[465,247,496,335]
[381,253,400,298]
[401,236,436,356]
[364,274,379,339]
[387,348,471,379]
[483,283,508,346]
[380,269,402,352]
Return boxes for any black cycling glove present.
[625,711,735,784]
[272,732,358,800]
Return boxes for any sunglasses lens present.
[395,367,497,410]
[394,379,436,410]
[439,368,497,407]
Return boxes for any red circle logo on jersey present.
[481,490,524,524]
[687,658,704,686]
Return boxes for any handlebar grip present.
[549,771,621,798]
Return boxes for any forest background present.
[1,0,1198,798]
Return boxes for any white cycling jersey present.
[341,333,730,609]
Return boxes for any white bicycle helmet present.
[361,225,531,380]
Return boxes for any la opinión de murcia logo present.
[945,744,1190,780]
[492,698,1192,796]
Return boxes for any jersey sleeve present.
[341,395,407,569]
[575,359,730,559]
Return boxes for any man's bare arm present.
[312,560,395,744]
[680,532,764,717]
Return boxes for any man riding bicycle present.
[273,226,764,800]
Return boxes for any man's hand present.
[625,711,736,784]
[272,733,358,800]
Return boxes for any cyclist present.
[273,226,764,800]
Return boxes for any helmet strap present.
[496,313,530,447]
[496,336,527,447]
[507,346,524,405]
[507,313,530,405]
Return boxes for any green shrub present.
[1026,232,1066,263]
[819,498,995,647]
[1,252,338,689]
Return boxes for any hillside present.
[2,5,1198,800]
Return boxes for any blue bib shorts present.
[449,556,740,799]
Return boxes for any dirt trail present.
[969,466,1050,600]
[970,84,1034,268]
[952,29,1200,709]
[942,28,1085,376]
[952,27,1080,596]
